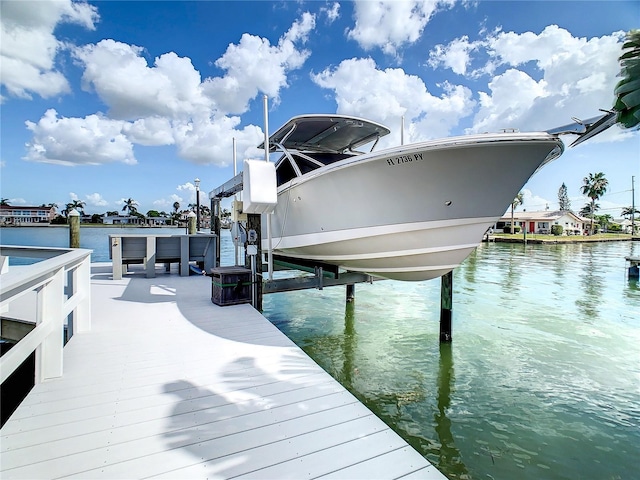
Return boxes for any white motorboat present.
[260,113,614,281]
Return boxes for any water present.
[263,241,640,480]
[2,227,639,479]
[0,225,183,264]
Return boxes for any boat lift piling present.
[246,213,263,311]
[440,271,453,342]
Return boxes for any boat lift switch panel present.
[231,200,247,222]
[243,160,277,214]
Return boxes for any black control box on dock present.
[211,266,252,306]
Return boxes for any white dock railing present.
[0,246,92,384]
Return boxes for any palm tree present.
[70,200,85,214]
[122,198,138,216]
[596,214,613,232]
[622,206,640,234]
[172,201,180,226]
[579,203,601,234]
[614,30,640,129]
[621,206,640,218]
[581,172,609,234]
[64,200,86,217]
[0,198,9,206]
[510,192,524,234]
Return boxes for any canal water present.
[2,227,639,479]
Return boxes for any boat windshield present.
[268,115,390,187]
[275,151,357,186]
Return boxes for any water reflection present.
[462,248,478,287]
[575,245,604,321]
[500,244,525,303]
[435,342,469,479]
[337,302,356,390]
[335,302,468,479]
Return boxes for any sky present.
[1,0,639,218]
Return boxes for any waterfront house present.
[0,205,56,225]
[102,214,172,226]
[102,214,145,225]
[618,218,637,234]
[495,210,589,235]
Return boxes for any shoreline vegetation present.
[489,232,639,244]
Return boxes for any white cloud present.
[429,26,626,134]
[177,182,199,204]
[203,12,315,113]
[474,69,548,132]
[24,109,136,166]
[311,57,474,144]
[322,2,340,24]
[86,193,108,207]
[513,189,555,212]
[123,117,175,147]
[427,35,476,75]
[173,114,263,166]
[27,12,315,167]
[0,0,98,100]
[347,0,455,57]
[74,40,210,120]
[153,194,184,210]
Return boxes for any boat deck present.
[1,264,445,479]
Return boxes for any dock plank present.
[1,264,445,479]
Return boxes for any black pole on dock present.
[212,198,221,267]
[440,271,453,342]
[246,213,263,311]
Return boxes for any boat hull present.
[263,133,563,281]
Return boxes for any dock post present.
[440,271,453,342]
[246,213,263,311]
[68,209,80,248]
[346,284,355,303]
[187,212,196,234]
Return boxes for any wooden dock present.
[1,263,445,479]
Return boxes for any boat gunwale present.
[276,132,564,193]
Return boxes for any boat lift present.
[208,95,453,341]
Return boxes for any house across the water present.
[0,205,57,225]
[495,210,590,235]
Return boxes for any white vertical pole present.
[233,137,240,266]
[401,115,405,146]
[632,175,636,235]
[264,94,273,281]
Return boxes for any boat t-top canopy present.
[259,114,391,154]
